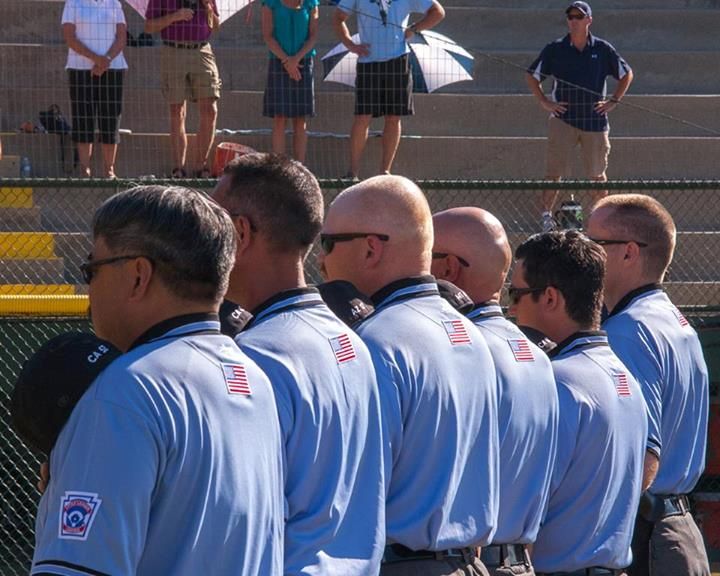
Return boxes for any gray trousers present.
[488,565,535,576]
[380,557,491,576]
[628,511,710,576]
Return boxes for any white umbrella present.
[124,0,252,24]
[322,30,474,93]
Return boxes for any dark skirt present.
[263,56,315,118]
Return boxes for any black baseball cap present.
[437,279,474,315]
[566,1,592,17]
[10,332,121,454]
[317,280,374,328]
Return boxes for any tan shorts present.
[160,43,222,105]
[545,116,611,179]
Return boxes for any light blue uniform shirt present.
[603,285,709,495]
[467,303,558,545]
[235,289,386,576]
[32,316,284,576]
[533,332,648,573]
[337,0,434,63]
[358,277,499,550]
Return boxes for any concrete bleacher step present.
[0,207,42,231]
[3,44,720,95]
[0,258,66,284]
[0,284,76,295]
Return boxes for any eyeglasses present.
[566,13,586,20]
[432,252,470,268]
[320,232,390,254]
[79,254,150,284]
[589,238,648,248]
[508,285,546,305]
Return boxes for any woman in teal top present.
[262,0,319,163]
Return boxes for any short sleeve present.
[145,0,165,20]
[114,0,127,25]
[527,43,554,81]
[306,0,320,9]
[336,0,356,16]
[605,42,631,80]
[61,0,77,25]
[408,0,434,14]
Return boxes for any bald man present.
[320,176,500,576]
[432,208,558,576]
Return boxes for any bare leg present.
[272,116,287,156]
[101,143,118,178]
[195,97,218,174]
[349,114,372,177]
[542,182,561,214]
[381,115,401,174]
[77,143,92,177]
[169,102,187,173]
[292,117,307,163]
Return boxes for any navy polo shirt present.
[528,33,631,132]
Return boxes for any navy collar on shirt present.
[606,283,663,319]
[247,287,323,327]
[370,275,438,308]
[549,329,608,358]
[563,32,597,51]
[128,312,220,351]
[467,301,504,320]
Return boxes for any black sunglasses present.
[507,285,546,305]
[589,238,649,248]
[566,13,586,20]
[79,254,150,284]
[320,232,390,254]
[432,252,470,268]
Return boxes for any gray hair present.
[92,185,236,302]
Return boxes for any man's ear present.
[364,234,386,269]
[234,216,255,256]
[623,241,643,263]
[128,256,154,301]
[543,285,563,313]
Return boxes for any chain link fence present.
[1,180,719,570]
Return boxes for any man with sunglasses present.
[431,207,558,576]
[320,175,500,576]
[30,185,285,576]
[510,230,647,576]
[213,154,386,575]
[586,195,710,576]
[526,1,633,232]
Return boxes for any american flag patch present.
[443,320,472,345]
[614,373,631,397]
[672,307,689,327]
[508,338,534,362]
[222,363,251,396]
[330,334,356,364]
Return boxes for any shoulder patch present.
[443,319,472,346]
[613,373,632,398]
[222,363,252,396]
[330,333,357,364]
[508,338,534,362]
[59,492,102,540]
[672,307,689,327]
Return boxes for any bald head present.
[322,175,434,295]
[432,207,511,303]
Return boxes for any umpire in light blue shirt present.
[432,207,559,576]
[213,154,386,576]
[319,175,500,576]
[510,231,648,576]
[587,195,710,576]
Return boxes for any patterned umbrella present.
[321,30,474,93]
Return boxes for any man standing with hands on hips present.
[145,0,221,178]
[333,0,445,180]
[527,1,633,232]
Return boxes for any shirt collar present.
[128,312,220,351]
[563,32,596,50]
[607,283,663,318]
[466,301,503,320]
[549,329,607,358]
[370,275,438,308]
[250,287,323,324]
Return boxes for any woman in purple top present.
[261,0,319,163]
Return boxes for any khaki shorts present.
[160,43,222,105]
[545,116,610,179]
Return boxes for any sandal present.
[171,167,187,178]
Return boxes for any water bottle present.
[20,156,32,178]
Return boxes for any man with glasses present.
[431,207,558,576]
[31,185,284,576]
[586,195,710,576]
[526,1,633,232]
[213,153,386,575]
[320,175,499,576]
[510,230,647,576]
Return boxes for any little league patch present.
[59,492,102,540]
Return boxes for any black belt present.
[638,492,689,522]
[481,543,530,568]
[383,543,476,564]
[163,40,209,50]
[537,568,624,576]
